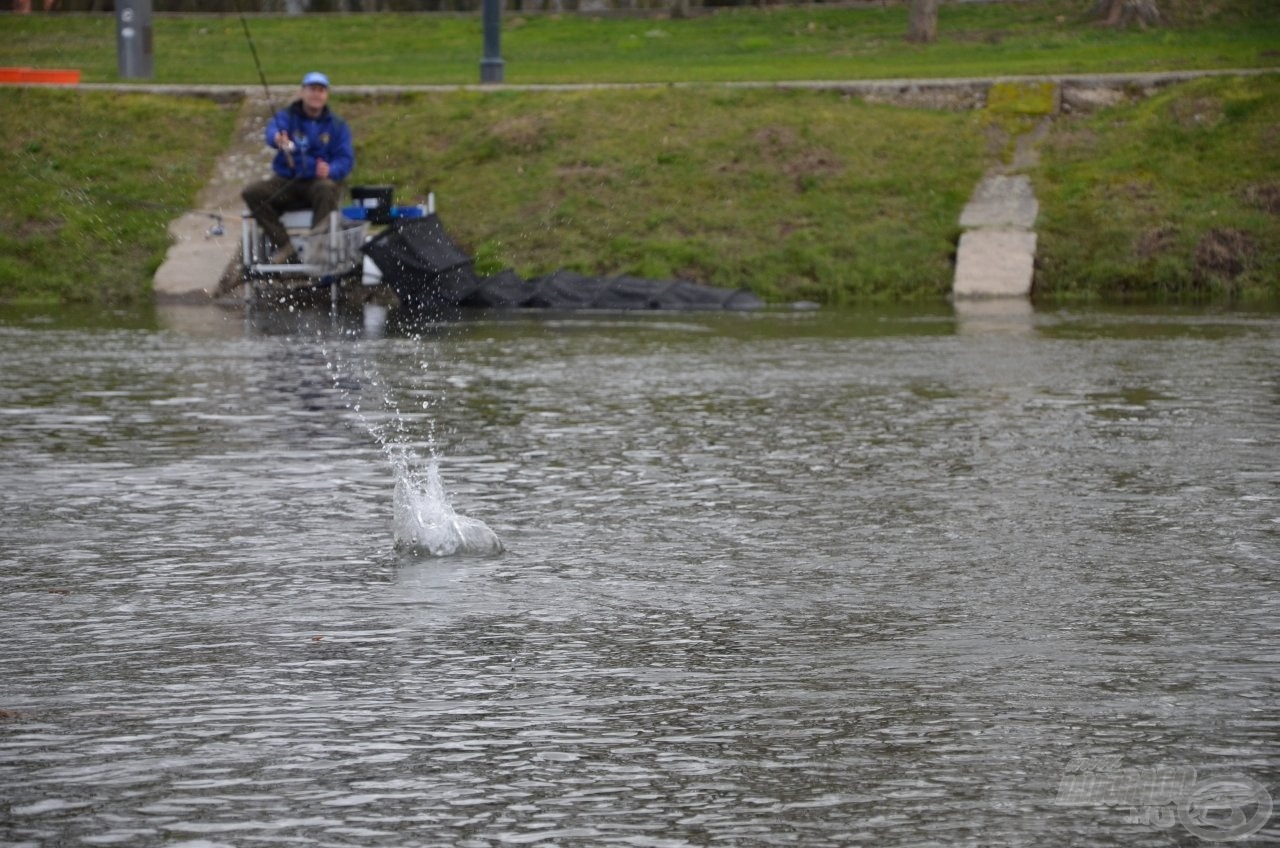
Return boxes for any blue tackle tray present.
[341,204,429,222]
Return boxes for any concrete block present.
[953,229,1037,298]
[153,211,242,298]
[959,175,1039,229]
[1060,85,1128,114]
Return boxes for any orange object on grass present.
[0,67,81,85]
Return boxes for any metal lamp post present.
[116,0,153,79]
[480,0,505,84]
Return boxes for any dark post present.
[480,0,505,84]
[116,0,154,79]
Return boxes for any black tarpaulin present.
[363,216,763,312]
[459,268,533,308]
[476,269,764,311]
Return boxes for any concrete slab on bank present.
[959,175,1039,230]
[152,95,272,300]
[954,229,1038,298]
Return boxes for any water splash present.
[324,331,504,558]
[390,450,504,557]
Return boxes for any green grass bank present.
[1,0,1277,305]
[1035,74,1280,300]
[1,89,240,304]
[346,86,987,304]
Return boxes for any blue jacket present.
[266,99,355,181]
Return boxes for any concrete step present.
[954,229,1037,298]
[953,173,1040,298]
[958,174,1039,230]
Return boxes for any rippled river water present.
[1,300,1277,847]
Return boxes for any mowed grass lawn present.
[2,0,1277,86]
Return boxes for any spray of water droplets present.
[323,333,504,558]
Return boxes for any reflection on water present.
[1,301,1277,847]
[954,297,1035,335]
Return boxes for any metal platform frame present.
[240,209,368,307]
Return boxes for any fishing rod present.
[236,3,297,177]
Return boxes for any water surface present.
[1,301,1276,846]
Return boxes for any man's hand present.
[274,130,295,151]
[315,159,330,179]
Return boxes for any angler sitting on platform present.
[242,71,355,264]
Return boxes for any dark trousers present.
[242,176,345,250]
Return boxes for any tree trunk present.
[1093,0,1161,29]
[906,0,940,45]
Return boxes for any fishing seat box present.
[350,185,395,225]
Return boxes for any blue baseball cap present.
[301,71,329,88]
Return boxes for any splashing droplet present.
[391,455,504,557]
